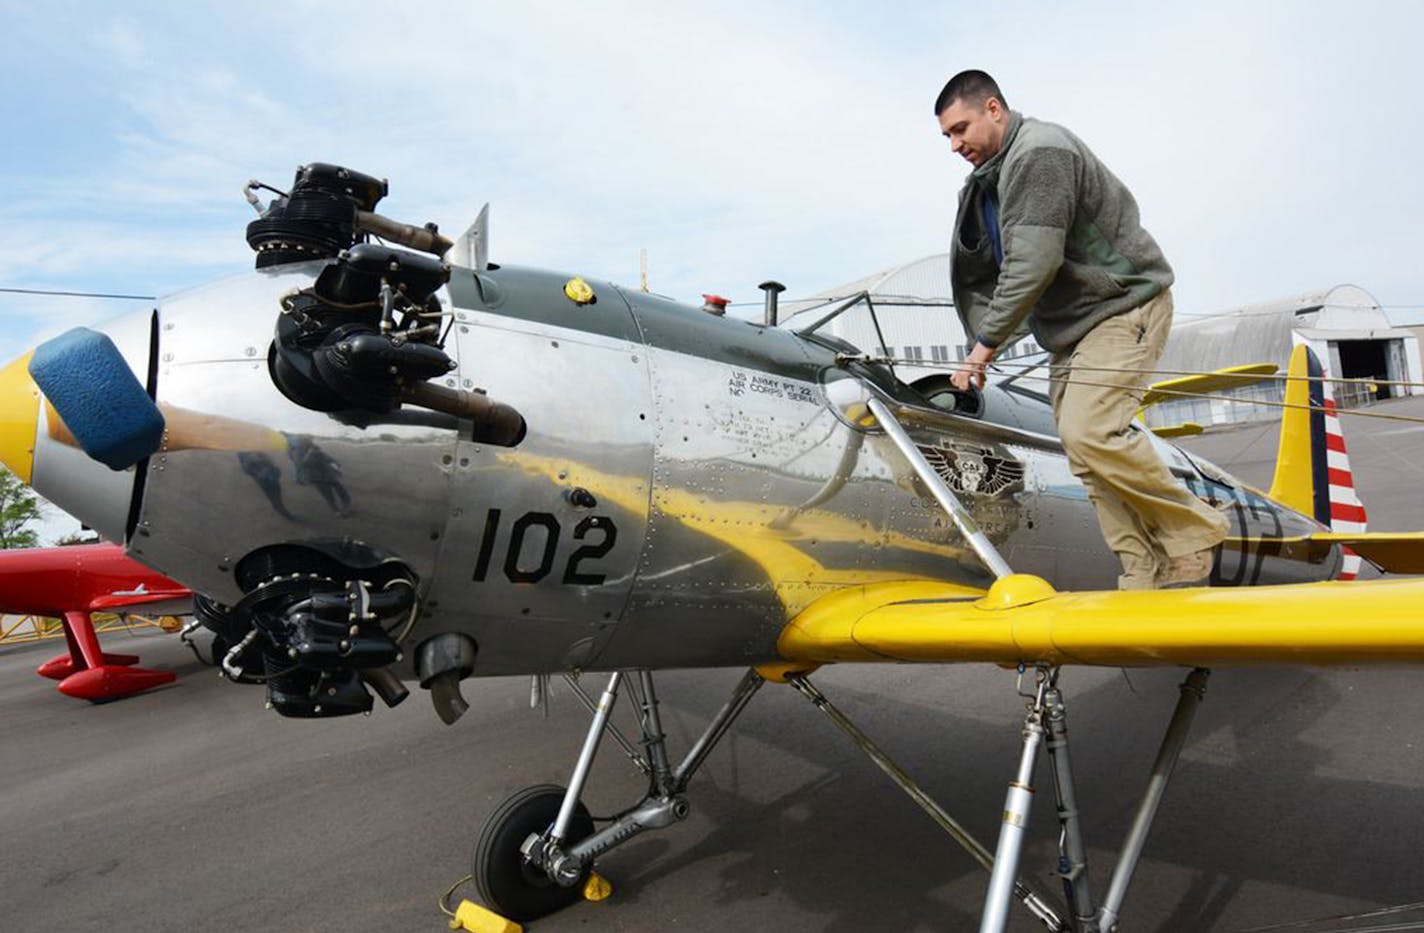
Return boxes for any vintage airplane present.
[0,541,192,701]
[1,162,1420,932]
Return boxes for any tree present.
[0,468,41,549]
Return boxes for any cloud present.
[1,0,1421,333]
[0,0,1420,537]
[91,19,150,71]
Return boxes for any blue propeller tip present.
[29,327,164,470]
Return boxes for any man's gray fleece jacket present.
[950,111,1173,355]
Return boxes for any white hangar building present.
[1147,284,1420,429]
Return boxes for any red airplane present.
[1,542,192,701]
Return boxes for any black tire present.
[473,784,595,922]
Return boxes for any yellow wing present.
[1139,363,1278,410]
[777,573,1424,668]
[1148,421,1203,439]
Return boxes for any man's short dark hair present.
[934,70,1008,116]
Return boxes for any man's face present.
[938,96,1007,168]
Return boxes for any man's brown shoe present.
[1155,549,1214,588]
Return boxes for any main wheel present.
[473,783,595,922]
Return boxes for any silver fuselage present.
[33,261,1340,677]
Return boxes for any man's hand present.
[950,341,996,391]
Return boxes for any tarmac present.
[3,396,1424,932]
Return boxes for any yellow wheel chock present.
[582,871,613,903]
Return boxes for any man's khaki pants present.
[1048,289,1229,589]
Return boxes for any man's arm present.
[974,147,1079,348]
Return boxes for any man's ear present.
[985,97,1004,120]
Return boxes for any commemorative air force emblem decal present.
[918,441,1026,498]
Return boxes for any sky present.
[2,0,1423,539]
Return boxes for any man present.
[936,70,1227,589]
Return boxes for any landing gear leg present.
[978,666,1211,932]
[552,672,624,848]
[1044,671,1096,930]
[475,669,766,921]
[473,671,625,922]
[980,666,1058,933]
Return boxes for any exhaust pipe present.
[759,280,785,326]
[360,666,410,708]
[416,633,478,725]
[401,382,526,445]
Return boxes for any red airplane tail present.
[35,610,176,702]
[36,653,141,679]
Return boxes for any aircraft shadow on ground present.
[5,631,1419,932]
[587,665,1422,932]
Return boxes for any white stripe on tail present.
[1320,380,1367,580]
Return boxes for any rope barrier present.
[859,356,1424,427]
[854,358,1424,430]
[0,286,155,301]
[1002,375,1424,427]
[873,355,1424,393]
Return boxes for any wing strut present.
[979,666,1211,933]
[1098,668,1209,929]
[787,674,1066,929]
[866,395,1015,579]
[785,664,1212,931]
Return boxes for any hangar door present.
[1334,338,1402,401]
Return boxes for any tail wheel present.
[473,784,595,922]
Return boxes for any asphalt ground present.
[4,397,1424,933]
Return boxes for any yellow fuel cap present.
[564,276,595,305]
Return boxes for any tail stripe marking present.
[1320,394,1366,580]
